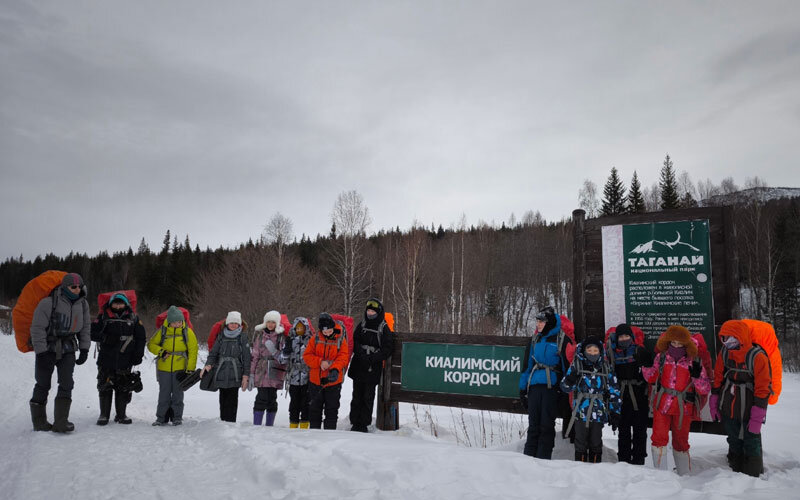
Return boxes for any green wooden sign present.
[400,342,525,398]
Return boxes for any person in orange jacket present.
[711,320,771,477]
[303,313,350,430]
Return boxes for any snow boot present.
[299,421,310,429]
[172,418,182,426]
[253,411,264,425]
[742,455,763,478]
[30,401,52,431]
[97,392,112,426]
[290,421,299,429]
[673,450,691,476]
[265,411,277,426]
[575,451,587,462]
[114,392,132,424]
[727,452,744,473]
[52,397,74,433]
[589,451,602,464]
[651,446,669,471]
[152,420,165,426]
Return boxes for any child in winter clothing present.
[283,317,314,428]
[518,306,571,459]
[560,335,621,463]
[607,323,652,465]
[29,273,92,433]
[348,298,394,432]
[90,293,146,425]
[711,320,771,477]
[642,325,710,475]
[147,305,199,426]
[250,310,287,426]
[303,313,351,430]
[203,311,251,422]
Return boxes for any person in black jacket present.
[607,323,652,464]
[90,293,146,425]
[348,298,393,432]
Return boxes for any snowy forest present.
[2,157,799,367]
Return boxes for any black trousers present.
[574,421,604,455]
[254,387,278,412]
[219,387,240,422]
[349,378,377,430]
[288,384,310,422]
[617,392,649,464]
[308,383,342,430]
[523,385,559,459]
[31,352,75,403]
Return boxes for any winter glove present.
[608,412,620,432]
[265,340,278,356]
[75,349,89,365]
[689,360,702,378]
[634,348,653,368]
[282,340,293,357]
[326,368,339,384]
[247,375,254,391]
[709,394,721,421]
[748,406,767,434]
[519,390,528,410]
[562,371,579,388]
[160,350,170,361]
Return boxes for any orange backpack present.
[739,319,782,405]
[12,270,68,353]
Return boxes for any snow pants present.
[219,387,239,422]
[349,378,377,430]
[723,414,762,458]
[651,411,691,452]
[31,351,75,403]
[574,421,604,455]
[523,384,559,459]
[308,382,342,430]
[288,384,310,423]
[156,371,184,422]
[254,387,278,412]
[617,393,649,464]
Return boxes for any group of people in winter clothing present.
[519,306,770,478]
[27,278,394,436]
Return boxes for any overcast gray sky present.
[2,1,799,260]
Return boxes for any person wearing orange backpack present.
[710,320,771,477]
[303,313,350,430]
[29,273,92,433]
[348,298,394,432]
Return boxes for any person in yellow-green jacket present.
[147,306,198,426]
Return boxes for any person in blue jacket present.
[519,306,570,459]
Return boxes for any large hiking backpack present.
[331,314,355,355]
[208,320,224,351]
[560,315,576,364]
[730,319,782,405]
[97,290,137,313]
[154,307,193,330]
[604,325,645,365]
[12,270,68,353]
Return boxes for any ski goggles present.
[366,300,380,310]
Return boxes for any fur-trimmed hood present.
[291,316,314,338]
[656,325,698,359]
[254,310,285,334]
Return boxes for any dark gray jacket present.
[30,288,91,355]
[206,331,251,389]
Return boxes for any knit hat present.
[582,335,603,352]
[225,311,242,325]
[61,273,84,290]
[656,325,698,359]
[615,323,633,339]
[318,313,335,331]
[166,306,184,324]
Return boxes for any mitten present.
[748,406,767,434]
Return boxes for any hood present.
[718,319,752,362]
[364,297,385,326]
[291,317,314,338]
[656,325,698,359]
[104,293,131,317]
[577,335,605,362]
[540,313,562,340]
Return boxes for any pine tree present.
[601,167,627,216]
[659,154,680,210]
[137,237,150,255]
[627,171,646,213]
[161,230,171,255]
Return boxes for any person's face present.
[366,309,378,319]
[536,319,546,332]
[227,322,240,331]
[617,334,632,344]
[670,340,683,348]
[67,285,81,293]
[169,321,183,328]
[585,345,600,356]
[266,321,277,331]
[110,302,125,314]
[322,327,334,337]
[295,323,306,335]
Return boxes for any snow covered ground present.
[1,332,798,500]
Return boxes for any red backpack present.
[97,290,137,313]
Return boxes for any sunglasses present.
[68,285,81,290]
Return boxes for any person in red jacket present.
[710,320,771,477]
[303,313,350,430]
[642,325,710,475]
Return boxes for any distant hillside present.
[701,187,800,207]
